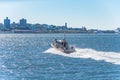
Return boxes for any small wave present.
[44,48,120,65]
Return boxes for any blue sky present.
[0,0,120,29]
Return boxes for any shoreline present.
[0,30,116,34]
[0,32,117,34]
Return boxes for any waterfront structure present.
[82,26,87,31]
[4,17,10,29]
[0,23,4,30]
[11,22,19,29]
[115,28,120,33]
[20,18,27,28]
[61,22,68,30]
[65,22,67,27]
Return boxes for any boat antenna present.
[63,22,67,40]
[64,32,66,40]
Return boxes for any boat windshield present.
[54,39,68,47]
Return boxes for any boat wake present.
[44,48,120,65]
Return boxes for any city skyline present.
[0,17,116,34]
[0,0,120,30]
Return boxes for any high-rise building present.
[65,22,67,27]
[61,22,68,30]
[4,17,10,28]
[20,18,27,27]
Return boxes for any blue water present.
[0,33,120,80]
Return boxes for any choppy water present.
[0,33,120,80]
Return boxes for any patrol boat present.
[51,36,75,54]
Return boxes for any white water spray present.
[44,48,120,65]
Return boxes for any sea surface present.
[0,33,120,80]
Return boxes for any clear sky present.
[0,0,120,30]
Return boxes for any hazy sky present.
[0,0,120,29]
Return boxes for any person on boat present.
[63,40,68,48]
